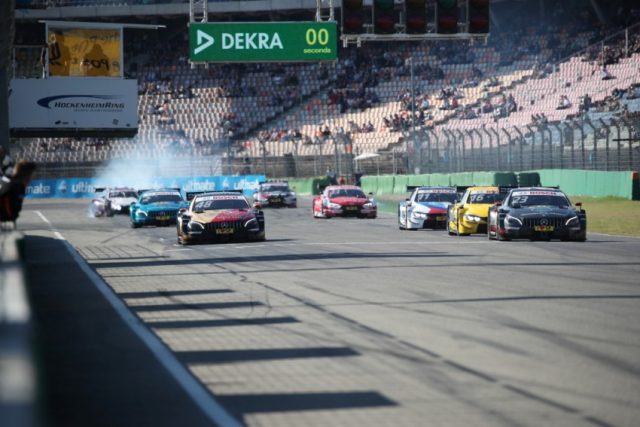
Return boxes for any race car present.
[312,185,377,219]
[447,186,509,236]
[398,186,458,230]
[253,181,297,208]
[129,189,188,228]
[488,187,587,241]
[177,190,265,245]
[90,187,138,217]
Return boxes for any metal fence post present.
[490,128,501,171]
[456,130,466,172]
[526,125,536,170]
[443,130,453,173]
[614,120,622,171]
[584,120,596,170]
[552,123,564,169]
[513,127,524,171]
[599,119,609,171]
[501,128,512,171]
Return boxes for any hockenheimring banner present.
[9,77,138,135]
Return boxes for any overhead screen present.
[9,78,138,137]
[47,26,122,77]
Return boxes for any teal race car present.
[129,189,188,228]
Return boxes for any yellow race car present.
[447,186,507,236]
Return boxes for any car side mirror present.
[178,208,187,215]
[494,201,502,207]
[369,192,374,197]
[253,202,262,209]
[130,202,137,208]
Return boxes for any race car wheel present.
[130,221,141,229]
[446,220,455,236]
[497,228,510,241]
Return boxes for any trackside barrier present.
[536,169,637,199]
[286,177,332,195]
[0,232,39,427]
[286,178,314,196]
[25,175,266,199]
[361,170,638,199]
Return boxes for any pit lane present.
[19,197,640,427]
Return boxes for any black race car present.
[488,187,586,241]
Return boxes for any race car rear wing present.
[406,185,424,192]
[137,188,181,196]
[185,191,206,201]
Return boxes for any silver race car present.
[90,187,138,217]
[398,186,458,230]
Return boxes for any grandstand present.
[9,0,640,178]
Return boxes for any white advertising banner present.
[9,78,138,132]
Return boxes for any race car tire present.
[130,221,141,229]
[446,220,456,236]
[106,209,114,218]
[497,228,510,241]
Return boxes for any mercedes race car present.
[398,186,458,230]
[90,187,138,217]
[488,187,587,241]
[253,181,297,208]
[177,191,265,245]
[312,185,377,219]
[447,186,509,236]
[129,189,188,228]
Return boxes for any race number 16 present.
[305,28,330,46]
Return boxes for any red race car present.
[312,185,377,219]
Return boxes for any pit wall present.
[25,175,266,199]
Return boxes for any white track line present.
[34,211,242,427]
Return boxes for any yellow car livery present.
[447,186,505,236]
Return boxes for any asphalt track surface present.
[18,197,640,427]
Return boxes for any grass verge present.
[376,195,640,237]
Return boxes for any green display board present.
[189,22,337,63]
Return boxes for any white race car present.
[90,187,138,217]
[398,186,458,230]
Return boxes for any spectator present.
[557,95,572,109]
[0,160,37,229]
[0,146,14,177]
[600,66,614,80]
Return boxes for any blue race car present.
[129,189,188,228]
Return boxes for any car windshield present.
[110,191,137,198]
[329,189,366,198]
[193,198,249,211]
[510,194,569,207]
[468,192,502,204]
[140,194,182,204]
[261,185,289,192]
[416,192,457,203]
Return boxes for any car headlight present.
[111,203,121,210]
[463,214,481,223]
[136,210,148,217]
[328,202,342,209]
[244,218,259,230]
[565,216,580,227]
[188,221,204,230]
[505,214,522,227]
[412,211,427,218]
[363,202,376,209]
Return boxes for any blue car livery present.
[129,189,188,228]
